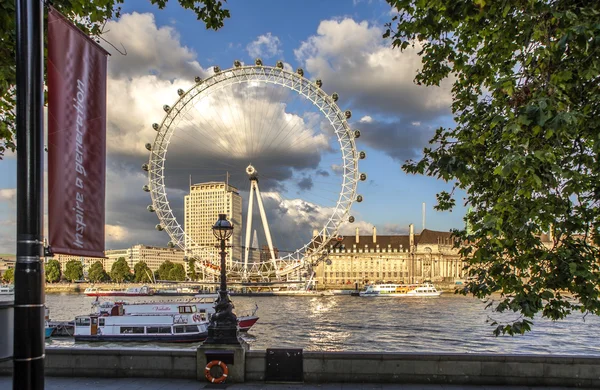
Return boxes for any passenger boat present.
[93,296,259,332]
[0,284,14,295]
[154,287,199,296]
[359,282,442,297]
[74,302,208,342]
[83,285,154,297]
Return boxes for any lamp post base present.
[204,325,241,345]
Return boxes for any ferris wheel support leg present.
[243,183,255,280]
[253,183,278,272]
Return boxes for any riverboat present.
[154,287,199,296]
[0,284,14,295]
[74,302,209,342]
[83,285,154,297]
[94,296,259,332]
[359,282,442,297]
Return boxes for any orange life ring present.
[205,360,228,383]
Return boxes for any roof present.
[325,228,455,249]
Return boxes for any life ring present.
[205,360,228,383]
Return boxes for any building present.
[313,225,466,286]
[0,255,15,278]
[184,182,243,267]
[51,253,104,277]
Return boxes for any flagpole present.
[14,0,45,388]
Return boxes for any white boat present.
[359,282,442,297]
[0,285,14,295]
[74,301,209,342]
[84,285,154,297]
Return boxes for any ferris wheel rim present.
[146,64,360,277]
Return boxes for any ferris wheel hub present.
[246,164,257,178]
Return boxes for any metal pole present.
[14,0,45,389]
[219,239,226,293]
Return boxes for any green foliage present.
[0,0,229,159]
[110,257,131,283]
[64,260,83,282]
[386,0,600,334]
[45,259,61,283]
[169,263,186,281]
[2,268,14,283]
[157,260,175,280]
[188,258,197,281]
[88,261,108,283]
[134,261,153,283]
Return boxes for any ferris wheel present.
[142,59,366,281]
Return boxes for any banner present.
[47,6,109,258]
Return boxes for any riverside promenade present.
[0,377,582,389]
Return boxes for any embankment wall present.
[1,348,599,387]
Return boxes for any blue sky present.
[0,0,466,254]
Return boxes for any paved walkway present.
[0,376,585,389]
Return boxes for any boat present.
[93,295,259,333]
[154,287,200,296]
[83,285,154,297]
[0,284,14,295]
[359,282,442,297]
[74,301,209,342]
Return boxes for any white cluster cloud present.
[295,18,452,119]
[246,32,282,59]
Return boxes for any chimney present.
[355,227,360,244]
[409,224,414,250]
[373,226,377,244]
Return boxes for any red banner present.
[47,6,109,258]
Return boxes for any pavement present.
[0,376,585,390]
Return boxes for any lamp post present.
[204,214,239,344]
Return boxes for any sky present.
[0,0,467,254]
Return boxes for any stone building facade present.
[314,224,466,286]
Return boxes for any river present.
[5,293,600,355]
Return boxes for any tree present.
[2,268,14,283]
[385,1,600,334]
[158,260,175,280]
[88,261,108,283]
[169,263,186,281]
[134,261,153,283]
[45,260,61,283]
[64,260,83,282]
[110,257,131,283]
[188,258,197,281]
[0,0,230,159]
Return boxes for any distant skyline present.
[0,0,467,254]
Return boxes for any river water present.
[5,293,600,355]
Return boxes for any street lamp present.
[204,214,239,344]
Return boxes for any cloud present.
[0,189,16,203]
[295,18,452,120]
[357,117,434,163]
[246,33,282,59]
[297,176,314,191]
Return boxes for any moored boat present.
[84,285,154,297]
[74,302,208,342]
[359,282,442,297]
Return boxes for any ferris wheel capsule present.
[142,163,149,171]
[177,89,184,96]
[152,123,159,131]
[348,216,355,223]
[276,61,284,69]
[315,79,322,88]
[147,205,155,212]
[296,68,304,76]
[354,130,361,138]
[213,66,221,73]
[345,110,352,119]
[255,58,263,66]
[142,185,150,192]
[332,93,339,102]
[194,76,202,83]
[163,105,171,113]
[167,241,175,248]
[359,151,366,159]
[234,60,242,67]
[155,224,163,231]
[359,173,367,181]
[145,143,152,151]
[356,195,363,202]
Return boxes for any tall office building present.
[184,182,243,268]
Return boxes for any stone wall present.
[1,348,599,387]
